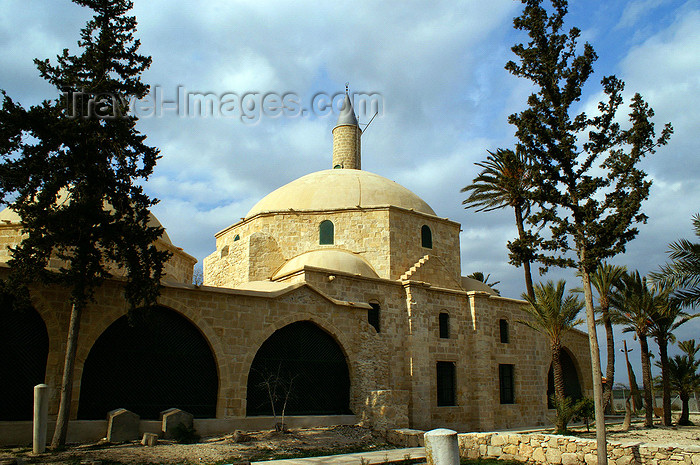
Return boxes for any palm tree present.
[652,213,700,308]
[587,263,625,413]
[666,354,700,425]
[519,280,584,433]
[461,149,536,299]
[648,286,696,426]
[678,339,699,362]
[610,271,660,427]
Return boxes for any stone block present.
[533,447,546,463]
[487,446,502,457]
[491,434,506,446]
[106,408,140,443]
[160,408,194,439]
[546,448,562,464]
[617,455,633,465]
[141,432,158,446]
[561,452,579,465]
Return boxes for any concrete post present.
[33,384,49,454]
[424,428,460,465]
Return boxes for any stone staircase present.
[400,255,430,281]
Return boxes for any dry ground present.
[2,416,699,465]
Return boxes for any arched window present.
[320,220,334,245]
[233,234,240,241]
[439,312,450,339]
[499,319,509,343]
[421,225,432,249]
[368,302,380,333]
[221,245,229,258]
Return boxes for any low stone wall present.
[457,431,700,465]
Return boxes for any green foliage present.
[519,280,584,342]
[0,0,169,448]
[171,423,200,444]
[651,213,700,308]
[461,149,537,298]
[506,0,672,274]
[0,0,169,313]
[573,397,595,432]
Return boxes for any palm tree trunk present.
[639,334,654,427]
[514,206,535,300]
[679,392,690,425]
[51,302,82,449]
[602,309,615,412]
[658,338,671,426]
[552,342,566,433]
[580,268,607,465]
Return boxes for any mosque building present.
[0,93,592,442]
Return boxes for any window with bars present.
[436,361,456,406]
[499,364,515,404]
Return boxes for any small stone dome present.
[272,249,379,280]
[461,276,498,295]
[246,169,436,219]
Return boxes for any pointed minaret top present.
[336,86,358,127]
[332,84,361,170]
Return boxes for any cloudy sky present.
[1,0,698,382]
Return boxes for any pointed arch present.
[246,320,351,416]
[77,306,218,419]
[547,347,582,408]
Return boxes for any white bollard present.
[424,428,460,465]
[33,384,49,454]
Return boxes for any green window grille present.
[320,220,334,245]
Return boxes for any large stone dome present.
[245,169,436,219]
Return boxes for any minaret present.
[332,87,361,169]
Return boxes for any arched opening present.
[78,306,218,420]
[0,299,48,420]
[547,348,582,408]
[319,220,334,245]
[421,225,432,249]
[247,321,351,416]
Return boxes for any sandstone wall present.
[204,207,461,288]
[458,431,700,465]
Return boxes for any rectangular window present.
[499,319,509,343]
[439,313,449,339]
[499,364,514,404]
[436,361,456,406]
[368,303,380,333]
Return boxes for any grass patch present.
[244,442,398,462]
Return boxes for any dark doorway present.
[247,321,351,416]
[0,302,48,420]
[547,349,582,408]
[77,306,218,420]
